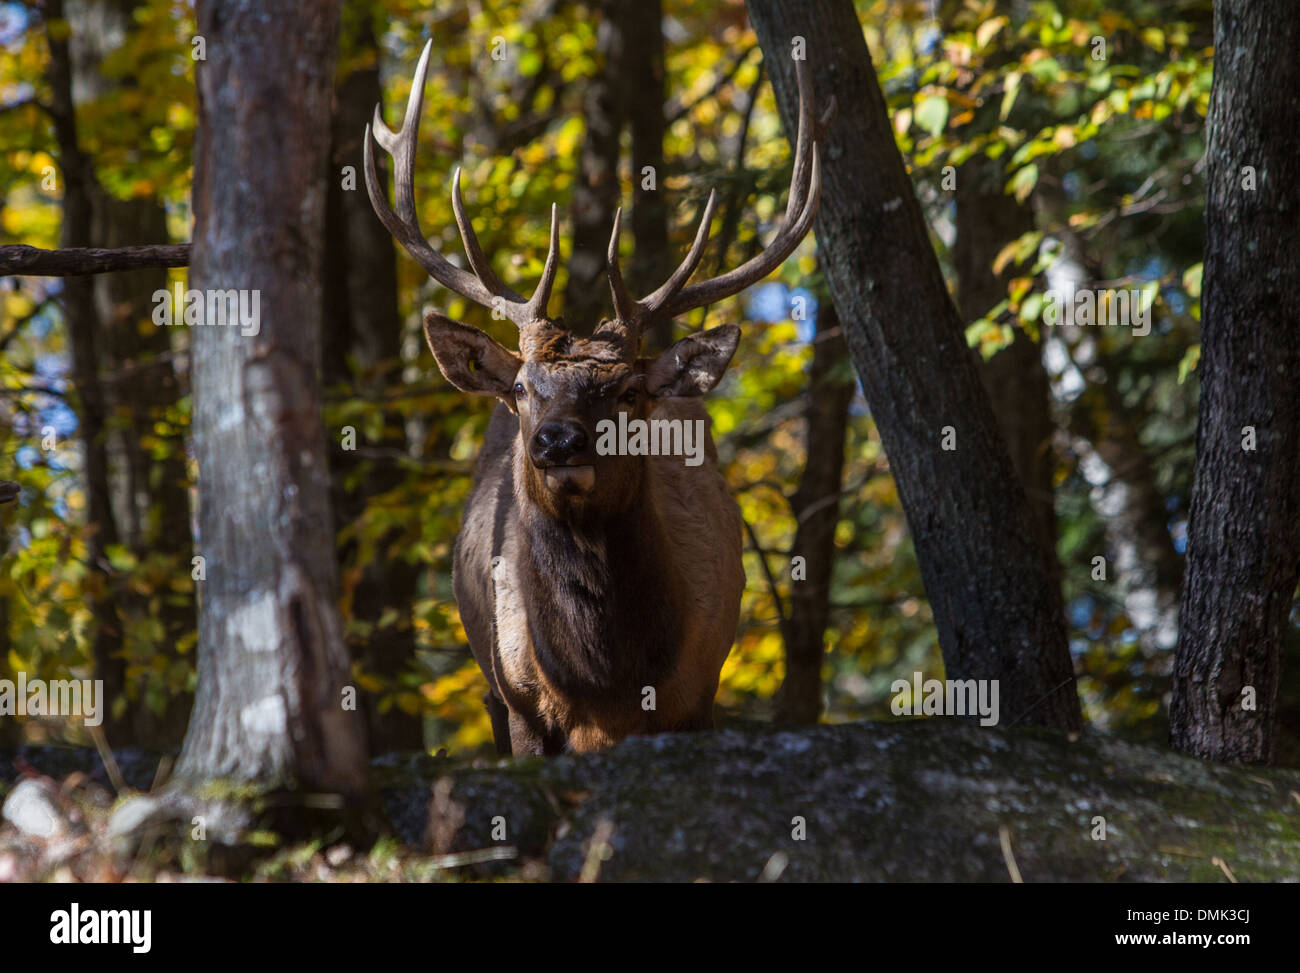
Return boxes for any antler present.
[364,39,559,330]
[607,55,835,337]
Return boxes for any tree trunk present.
[746,0,1081,730]
[175,0,366,794]
[954,162,1061,591]
[45,0,128,741]
[68,0,195,747]
[620,0,672,352]
[774,300,853,724]
[564,1,625,333]
[1171,0,1300,764]
[323,10,423,754]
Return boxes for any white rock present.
[2,779,64,839]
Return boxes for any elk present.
[364,40,832,755]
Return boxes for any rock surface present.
[375,720,1300,881]
[6,721,1300,881]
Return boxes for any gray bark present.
[176,0,366,794]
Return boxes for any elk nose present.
[532,421,588,464]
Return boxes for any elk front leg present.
[507,709,548,756]
[483,692,512,756]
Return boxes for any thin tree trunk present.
[69,0,195,747]
[774,301,853,724]
[746,0,1081,730]
[564,1,625,333]
[954,162,1061,591]
[323,11,423,754]
[45,0,128,740]
[620,0,671,352]
[1171,0,1300,764]
[175,0,365,793]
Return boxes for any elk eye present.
[620,388,637,404]
[513,382,526,397]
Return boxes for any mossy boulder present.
[377,720,1300,881]
[6,720,1299,881]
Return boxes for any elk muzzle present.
[530,420,596,494]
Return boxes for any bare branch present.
[0,243,190,277]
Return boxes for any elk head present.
[365,41,833,521]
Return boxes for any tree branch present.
[0,243,190,277]
[664,45,760,125]
[742,514,788,627]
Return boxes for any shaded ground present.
[3,720,1299,881]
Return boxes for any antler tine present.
[784,53,816,224]
[668,142,822,318]
[607,193,718,334]
[451,167,524,302]
[606,54,829,330]
[639,189,718,318]
[606,208,637,323]
[528,203,561,320]
[364,123,490,307]
[365,39,556,329]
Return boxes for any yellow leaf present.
[976,16,1007,50]
[992,239,1020,276]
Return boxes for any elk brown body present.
[365,39,832,754]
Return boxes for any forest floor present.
[2,719,1299,881]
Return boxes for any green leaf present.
[915,95,949,137]
[1000,72,1022,121]
[1008,163,1039,203]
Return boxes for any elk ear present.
[423,311,522,398]
[645,324,741,398]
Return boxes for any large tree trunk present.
[746,0,1081,730]
[774,300,853,724]
[323,10,423,754]
[1171,0,1300,764]
[175,0,365,794]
